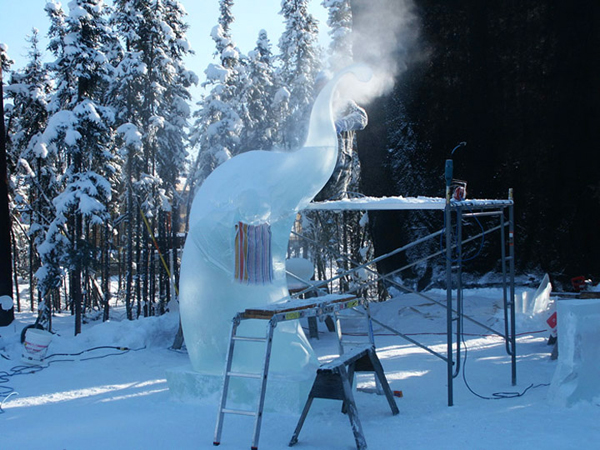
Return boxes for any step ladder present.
[213,313,275,450]
[213,294,366,450]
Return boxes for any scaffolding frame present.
[299,190,516,406]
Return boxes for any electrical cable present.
[440,201,486,264]
[459,324,549,400]
[300,322,550,400]
[451,141,467,155]
[0,345,145,414]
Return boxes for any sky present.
[0,0,330,102]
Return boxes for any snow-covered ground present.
[1,287,598,449]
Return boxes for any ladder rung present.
[232,336,267,342]
[227,371,262,379]
[222,408,257,417]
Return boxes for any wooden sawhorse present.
[289,344,399,450]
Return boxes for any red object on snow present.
[571,276,587,292]
[547,311,557,330]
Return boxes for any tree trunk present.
[102,222,110,321]
[11,227,20,312]
[0,66,14,323]
[125,160,134,320]
[135,217,142,318]
[29,227,35,311]
[72,212,83,335]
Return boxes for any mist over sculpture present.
[179,65,373,378]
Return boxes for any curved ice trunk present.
[179,65,371,378]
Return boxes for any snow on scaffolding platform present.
[306,196,513,211]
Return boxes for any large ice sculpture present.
[179,65,372,378]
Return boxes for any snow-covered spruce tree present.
[236,29,278,154]
[292,0,376,299]
[110,0,195,318]
[109,0,149,320]
[278,0,322,150]
[322,0,353,72]
[188,0,242,194]
[39,0,117,335]
[4,29,55,312]
[0,43,15,318]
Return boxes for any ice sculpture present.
[179,65,372,378]
[547,299,600,406]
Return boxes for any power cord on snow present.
[460,327,549,400]
[0,345,145,414]
[44,345,145,362]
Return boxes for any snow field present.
[1,288,598,449]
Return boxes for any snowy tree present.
[39,0,118,335]
[0,43,15,319]
[110,0,195,318]
[188,0,243,193]
[4,29,55,312]
[278,0,322,150]
[322,0,353,72]
[236,30,278,153]
[217,0,235,52]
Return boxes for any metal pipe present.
[384,224,504,280]
[292,223,505,301]
[445,187,454,406]
[453,206,463,379]
[462,211,504,218]
[509,189,517,385]
[290,228,446,298]
[501,208,511,355]
[370,316,449,362]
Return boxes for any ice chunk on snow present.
[547,299,600,407]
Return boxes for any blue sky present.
[0,0,329,101]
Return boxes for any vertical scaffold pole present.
[454,206,463,378]
[445,185,454,407]
[500,206,511,356]
[508,188,517,385]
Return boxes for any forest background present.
[1,0,598,335]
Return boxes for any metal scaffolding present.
[300,190,516,406]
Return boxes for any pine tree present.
[278,0,322,150]
[0,43,15,322]
[39,0,117,335]
[4,29,54,313]
[188,0,243,193]
[110,0,195,318]
[237,30,278,153]
[322,0,353,72]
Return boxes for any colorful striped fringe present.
[234,221,273,284]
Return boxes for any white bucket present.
[22,328,53,364]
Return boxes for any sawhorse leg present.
[289,365,367,450]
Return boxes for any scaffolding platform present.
[301,191,517,407]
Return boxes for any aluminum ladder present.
[213,313,275,450]
[213,295,364,449]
